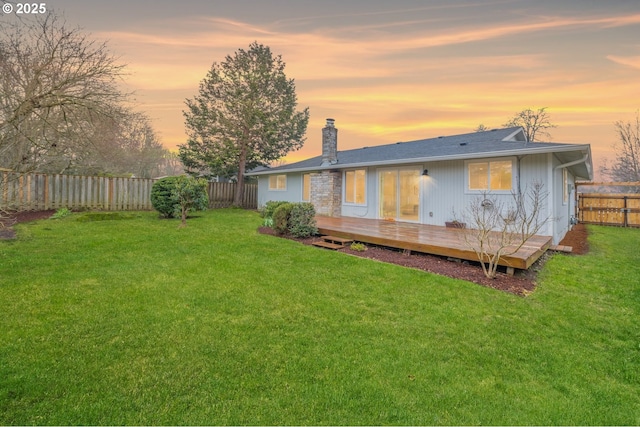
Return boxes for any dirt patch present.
[558,223,589,255]
[258,224,589,296]
[0,210,56,240]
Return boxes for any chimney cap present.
[325,118,335,127]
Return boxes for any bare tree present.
[75,108,168,178]
[474,124,490,132]
[157,152,185,177]
[455,182,552,278]
[601,112,640,184]
[503,107,556,142]
[0,12,128,174]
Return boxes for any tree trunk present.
[233,144,247,207]
[181,206,187,227]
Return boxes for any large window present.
[467,159,513,191]
[345,169,366,204]
[302,174,310,201]
[268,174,287,191]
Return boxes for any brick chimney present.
[321,118,338,166]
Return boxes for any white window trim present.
[268,174,287,191]
[343,169,367,206]
[464,157,516,194]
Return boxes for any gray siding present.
[257,173,304,208]
[258,152,574,242]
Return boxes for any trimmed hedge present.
[151,176,181,218]
[272,202,294,235]
[260,200,291,219]
[151,176,208,219]
[269,201,318,237]
[289,203,317,238]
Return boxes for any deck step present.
[549,244,573,253]
[312,240,345,250]
[320,235,353,246]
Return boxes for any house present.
[247,119,593,244]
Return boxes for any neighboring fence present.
[1,172,257,211]
[577,182,640,227]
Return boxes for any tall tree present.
[503,107,556,142]
[601,112,640,183]
[180,42,309,206]
[0,12,128,174]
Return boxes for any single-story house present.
[247,119,593,244]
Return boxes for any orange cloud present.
[607,55,640,70]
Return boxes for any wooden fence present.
[578,193,640,227]
[206,181,257,209]
[1,172,257,211]
[577,182,640,227]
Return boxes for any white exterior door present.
[379,168,420,221]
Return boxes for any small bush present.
[172,176,209,226]
[150,176,208,223]
[289,202,318,238]
[272,203,294,235]
[50,208,72,219]
[350,242,367,252]
[151,176,181,218]
[260,200,290,219]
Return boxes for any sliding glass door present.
[379,168,420,221]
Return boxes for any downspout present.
[554,154,589,171]
[555,153,589,232]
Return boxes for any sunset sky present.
[30,0,640,175]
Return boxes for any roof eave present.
[246,144,593,176]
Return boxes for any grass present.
[0,209,638,425]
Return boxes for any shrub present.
[272,202,294,235]
[151,176,208,223]
[151,176,181,218]
[260,200,290,219]
[172,176,209,226]
[288,202,318,238]
[350,242,367,252]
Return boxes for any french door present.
[379,168,420,221]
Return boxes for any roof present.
[248,126,593,180]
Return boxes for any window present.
[268,174,286,190]
[345,169,366,204]
[302,174,310,201]
[467,160,513,191]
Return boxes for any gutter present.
[247,144,592,176]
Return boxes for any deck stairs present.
[312,235,353,250]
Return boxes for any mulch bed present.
[259,223,590,296]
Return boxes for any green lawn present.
[0,209,638,425]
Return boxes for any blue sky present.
[15,0,640,173]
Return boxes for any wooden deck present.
[315,216,552,270]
